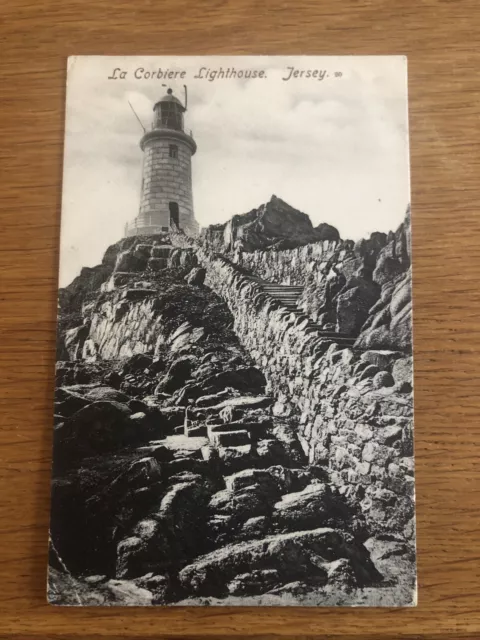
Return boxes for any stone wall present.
[235,239,341,286]
[87,289,169,360]
[191,246,414,537]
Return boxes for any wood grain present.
[0,0,479,638]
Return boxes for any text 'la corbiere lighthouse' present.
[125,87,199,237]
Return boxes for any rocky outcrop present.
[355,271,412,351]
[230,210,411,352]
[201,195,341,253]
[49,200,415,607]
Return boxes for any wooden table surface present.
[1,1,479,638]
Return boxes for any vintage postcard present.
[48,55,416,606]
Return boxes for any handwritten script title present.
[107,66,340,82]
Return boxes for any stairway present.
[259,283,304,310]
[256,280,357,348]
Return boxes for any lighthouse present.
[126,88,198,237]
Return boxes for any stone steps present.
[261,286,303,290]
[256,279,357,348]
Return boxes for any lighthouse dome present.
[153,88,185,112]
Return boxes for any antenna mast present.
[128,100,146,133]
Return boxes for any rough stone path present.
[256,279,357,348]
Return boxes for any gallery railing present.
[124,216,171,236]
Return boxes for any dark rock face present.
[54,401,133,465]
[156,356,196,395]
[185,267,206,286]
[315,222,340,242]
[335,278,380,336]
[355,214,412,352]
[355,271,412,351]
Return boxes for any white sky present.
[60,55,410,287]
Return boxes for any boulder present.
[121,353,153,375]
[373,254,404,286]
[103,370,122,389]
[154,480,214,560]
[98,457,163,506]
[169,325,205,353]
[116,532,169,579]
[397,381,412,394]
[84,386,131,403]
[272,483,331,531]
[133,244,153,261]
[372,371,395,389]
[202,367,266,395]
[315,222,340,242]
[127,399,151,414]
[271,423,306,466]
[237,516,269,541]
[224,469,281,496]
[178,527,381,597]
[227,569,281,596]
[255,439,291,466]
[336,280,380,336]
[216,445,256,474]
[392,357,413,385]
[324,558,357,587]
[155,356,196,395]
[208,484,273,521]
[54,387,90,418]
[206,514,238,547]
[53,401,138,466]
[363,536,415,585]
[266,465,296,492]
[359,364,380,381]
[185,267,206,286]
[133,573,170,604]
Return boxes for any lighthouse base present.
[125,218,199,238]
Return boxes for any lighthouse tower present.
[126,88,198,237]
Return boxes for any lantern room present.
[153,88,185,131]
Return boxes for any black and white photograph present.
[48,55,416,607]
